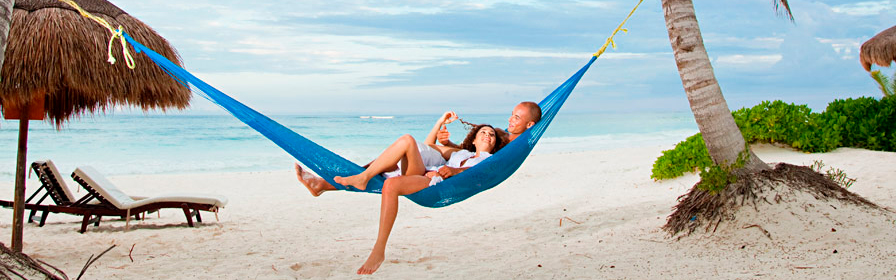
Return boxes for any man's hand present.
[437,126,452,145]
[437,166,462,179]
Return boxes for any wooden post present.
[11,101,29,252]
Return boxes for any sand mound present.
[669,163,895,252]
[0,243,66,279]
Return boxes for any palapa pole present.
[12,101,29,252]
[0,0,18,252]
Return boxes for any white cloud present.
[188,70,549,114]
[703,35,785,50]
[816,37,862,60]
[831,1,894,16]
[715,54,783,66]
[106,0,886,115]
[358,6,445,15]
[574,1,616,9]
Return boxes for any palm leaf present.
[870,70,895,97]
[775,0,794,21]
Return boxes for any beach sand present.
[0,144,894,279]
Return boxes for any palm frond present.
[774,0,795,22]
[870,70,895,97]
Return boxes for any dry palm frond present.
[0,0,190,127]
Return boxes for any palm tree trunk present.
[661,0,767,172]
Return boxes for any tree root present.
[663,163,879,237]
[0,242,67,280]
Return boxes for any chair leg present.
[39,211,49,227]
[28,209,37,223]
[181,206,194,227]
[195,210,203,223]
[80,215,91,233]
[91,215,102,227]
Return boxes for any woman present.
[294,112,507,274]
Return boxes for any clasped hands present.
[425,166,462,179]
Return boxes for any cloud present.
[831,1,894,16]
[106,0,889,115]
[715,54,783,66]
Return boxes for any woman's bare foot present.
[356,251,385,275]
[295,163,330,197]
[333,174,370,190]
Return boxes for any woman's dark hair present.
[459,124,507,154]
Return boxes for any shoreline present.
[0,144,893,278]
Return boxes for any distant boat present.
[359,116,394,119]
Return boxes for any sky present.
[106,0,896,115]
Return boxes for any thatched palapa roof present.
[860,25,896,71]
[0,0,190,126]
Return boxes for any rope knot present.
[59,0,136,69]
[592,0,642,58]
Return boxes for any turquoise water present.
[0,112,698,182]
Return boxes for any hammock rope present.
[59,0,136,69]
[82,0,641,207]
[593,0,643,58]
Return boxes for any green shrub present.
[651,96,896,180]
[650,133,712,180]
[881,96,896,150]
[732,100,812,145]
[826,97,885,150]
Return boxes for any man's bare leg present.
[294,163,336,196]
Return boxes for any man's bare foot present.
[333,174,370,190]
[356,251,385,275]
[295,163,330,197]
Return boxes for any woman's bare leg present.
[357,175,432,275]
[335,135,427,190]
[294,163,337,196]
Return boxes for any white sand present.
[0,144,894,279]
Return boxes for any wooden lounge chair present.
[0,160,85,226]
[0,160,227,233]
[69,166,227,232]
[0,160,147,227]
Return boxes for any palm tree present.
[660,0,793,173]
[660,0,797,235]
[870,70,895,97]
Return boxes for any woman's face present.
[473,126,496,152]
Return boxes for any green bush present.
[651,96,896,180]
[732,100,813,145]
[651,133,713,180]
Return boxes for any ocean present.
[0,112,698,183]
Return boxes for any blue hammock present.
[122,33,595,208]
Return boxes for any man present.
[438,101,542,147]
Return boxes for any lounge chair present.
[0,160,147,227]
[69,166,227,232]
[0,161,227,233]
[0,160,85,225]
